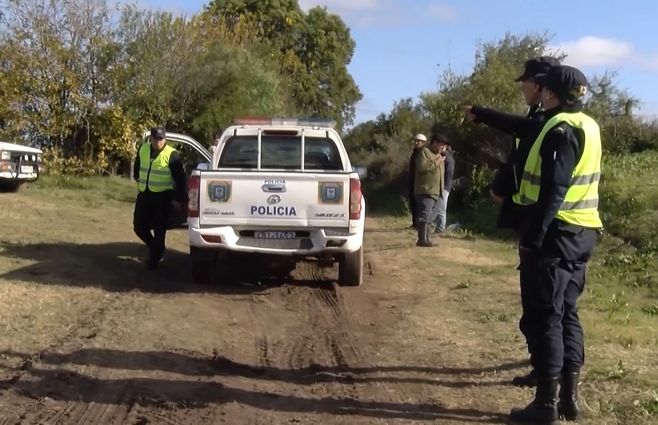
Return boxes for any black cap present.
[431,134,450,145]
[534,65,588,104]
[515,56,561,82]
[150,127,166,139]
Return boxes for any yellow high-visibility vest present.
[138,144,175,192]
[513,112,603,228]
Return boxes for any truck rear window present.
[218,136,343,171]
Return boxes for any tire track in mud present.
[8,295,116,383]
[46,388,136,425]
[276,261,361,373]
[247,297,277,369]
[5,295,142,425]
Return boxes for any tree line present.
[0,0,361,174]
[344,33,658,212]
[1,1,655,185]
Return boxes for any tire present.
[0,181,21,193]
[337,247,363,287]
[190,246,217,285]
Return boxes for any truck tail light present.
[201,234,223,244]
[188,175,200,218]
[349,178,362,220]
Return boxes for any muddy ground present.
[0,190,632,425]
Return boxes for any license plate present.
[254,231,296,240]
[20,165,34,174]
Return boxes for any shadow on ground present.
[0,348,518,423]
[0,241,336,294]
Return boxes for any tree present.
[583,72,656,154]
[0,0,286,173]
[0,0,117,153]
[420,33,556,170]
[204,0,362,129]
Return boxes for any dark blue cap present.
[515,56,561,82]
[534,65,588,103]
[150,127,166,139]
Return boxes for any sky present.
[137,0,658,124]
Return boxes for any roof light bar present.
[233,116,336,128]
[233,116,271,125]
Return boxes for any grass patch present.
[361,178,410,217]
[599,151,658,251]
[26,174,137,205]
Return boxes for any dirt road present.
[0,190,548,424]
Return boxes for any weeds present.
[477,311,512,323]
[606,292,630,319]
[605,360,634,380]
[636,392,658,416]
[454,280,471,289]
[642,304,658,317]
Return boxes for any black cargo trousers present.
[133,190,174,264]
[518,221,598,377]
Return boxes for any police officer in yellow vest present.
[133,127,187,269]
[509,65,602,425]
[464,56,561,388]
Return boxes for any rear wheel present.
[190,246,217,284]
[337,247,363,287]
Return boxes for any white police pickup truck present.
[0,141,43,191]
[174,118,366,286]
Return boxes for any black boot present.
[512,368,538,387]
[416,223,433,247]
[510,376,560,425]
[559,371,582,421]
[426,222,438,246]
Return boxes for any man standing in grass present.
[413,135,445,247]
[434,138,454,234]
[408,133,427,228]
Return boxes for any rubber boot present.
[559,371,582,421]
[510,376,560,425]
[512,368,538,387]
[426,221,437,247]
[416,223,433,247]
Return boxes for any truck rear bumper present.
[188,224,363,256]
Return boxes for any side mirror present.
[196,162,211,171]
[353,165,368,179]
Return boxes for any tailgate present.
[198,171,351,228]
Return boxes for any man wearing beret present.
[408,133,428,228]
[133,127,188,269]
[509,65,603,424]
[464,56,560,388]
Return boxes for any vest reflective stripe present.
[513,111,603,228]
[522,170,542,186]
[570,172,600,185]
[560,198,599,210]
[138,144,175,192]
[521,170,598,186]
[140,168,171,177]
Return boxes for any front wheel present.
[337,247,363,287]
[0,181,21,193]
